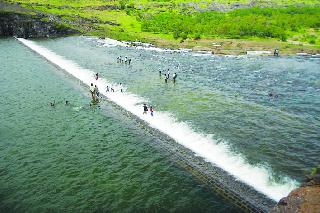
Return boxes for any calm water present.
[1,36,319,211]
[0,38,238,212]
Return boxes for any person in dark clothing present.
[165,75,169,83]
[143,104,148,114]
[95,73,99,80]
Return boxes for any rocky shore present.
[0,11,78,38]
[270,167,320,213]
[0,2,78,38]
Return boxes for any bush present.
[139,7,320,40]
[193,33,201,40]
[308,39,316,44]
[281,34,288,42]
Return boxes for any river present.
[1,36,319,212]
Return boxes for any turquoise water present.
[0,38,238,212]
[36,36,319,182]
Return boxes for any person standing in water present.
[165,75,169,83]
[167,69,170,79]
[173,73,177,83]
[95,85,100,98]
[90,83,96,101]
[143,104,148,114]
[50,100,55,107]
[149,106,154,116]
[95,73,99,80]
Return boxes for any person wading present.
[173,73,178,83]
[143,104,148,114]
[90,83,96,101]
[149,106,154,116]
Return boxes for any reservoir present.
[1,36,319,212]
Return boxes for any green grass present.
[3,0,320,52]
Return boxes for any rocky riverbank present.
[0,2,78,38]
[270,167,320,213]
[1,1,319,55]
[0,11,78,38]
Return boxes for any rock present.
[0,11,79,38]
[270,185,320,213]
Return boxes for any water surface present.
[0,38,238,212]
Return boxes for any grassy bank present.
[2,0,320,54]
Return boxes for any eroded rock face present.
[270,185,320,213]
[0,12,78,38]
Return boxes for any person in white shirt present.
[90,83,96,101]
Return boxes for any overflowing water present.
[0,38,239,212]
[1,36,319,211]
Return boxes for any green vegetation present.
[3,0,320,53]
[310,165,320,177]
[140,7,320,42]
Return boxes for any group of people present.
[268,92,279,98]
[50,100,70,107]
[87,60,182,118]
[90,83,100,102]
[143,104,154,116]
[106,83,123,93]
[106,85,115,93]
[89,72,101,102]
[160,69,178,83]
[90,82,125,102]
[117,56,132,65]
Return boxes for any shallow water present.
[1,36,319,211]
[0,38,238,212]
[36,37,319,181]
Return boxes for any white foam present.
[133,45,192,53]
[192,51,213,57]
[90,37,192,53]
[17,38,298,201]
[96,37,128,47]
[247,51,272,55]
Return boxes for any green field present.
[3,0,320,53]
